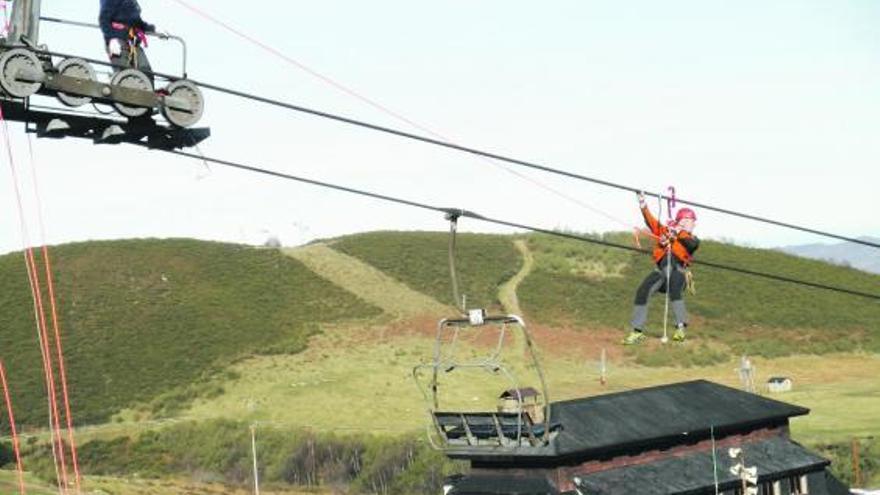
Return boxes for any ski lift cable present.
[31,46,876,250]
[165,149,880,302]
[161,0,644,235]
[195,75,880,249]
[162,0,877,249]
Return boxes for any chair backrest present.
[433,411,540,447]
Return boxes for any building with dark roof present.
[443,380,848,495]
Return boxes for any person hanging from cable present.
[99,0,157,76]
[623,191,700,345]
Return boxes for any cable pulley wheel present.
[110,68,153,118]
[0,48,44,98]
[160,79,204,128]
[56,57,96,107]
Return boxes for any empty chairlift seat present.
[433,411,559,447]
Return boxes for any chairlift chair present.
[412,313,556,451]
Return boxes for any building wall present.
[470,425,793,494]
[768,379,793,393]
[563,426,791,492]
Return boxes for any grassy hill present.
[2,232,879,492]
[332,231,521,311]
[2,232,877,428]
[0,239,380,427]
[519,232,880,363]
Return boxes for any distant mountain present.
[779,237,880,274]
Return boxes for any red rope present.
[0,107,69,495]
[25,244,71,495]
[167,0,654,236]
[21,251,63,495]
[26,136,83,493]
[0,360,27,495]
[168,0,430,134]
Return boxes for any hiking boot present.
[672,325,687,342]
[622,330,646,346]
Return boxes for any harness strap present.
[686,269,696,295]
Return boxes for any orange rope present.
[169,0,654,235]
[0,360,27,495]
[25,248,71,494]
[27,136,83,493]
[1,106,70,495]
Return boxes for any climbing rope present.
[1,107,80,495]
[25,135,83,493]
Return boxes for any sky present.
[1,0,878,255]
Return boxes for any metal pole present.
[9,0,40,44]
[447,214,463,313]
[661,244,672,343]
[39,16,190,77]
[711,426,719,495]
[251,424,261,495]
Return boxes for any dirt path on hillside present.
[496,239,536,362]
[498,239,534,315]
[285,243,453,318]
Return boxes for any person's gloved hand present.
[637,191,646,208]
[108,38,122,57]
[661,230,677,246]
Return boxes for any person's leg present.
[110,43,152,74]
[133,45,154,86]
[668,268,689,340]
[109,40,132,71]
[626,270,664,345]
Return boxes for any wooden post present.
[852,438,861,488]
[599,348,607,386]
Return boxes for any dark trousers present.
[110,41,153,84]
[631,256,688,330]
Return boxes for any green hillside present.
[0,239,380,427]
[519,232,880,360]
[332,231,521,311]
[326,230,880,372]
[1,233,879,493]
[332,230,880,360]
[2,232,877,431]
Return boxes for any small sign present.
[468,309,486,326]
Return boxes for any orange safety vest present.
[640,206,696,266]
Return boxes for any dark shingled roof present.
[448,474,559,495]
[551,380,809,457]
[575,436,829,495]
[447,380,809,461]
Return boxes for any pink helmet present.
[675,208,697,222]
